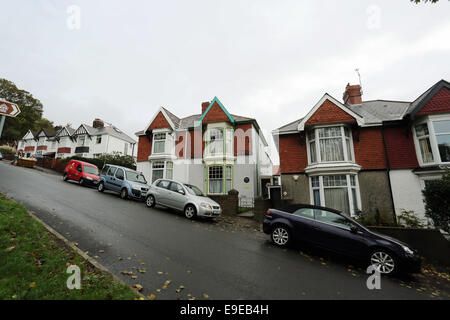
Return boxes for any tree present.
[422,171,450,233]
[0,78,49,143]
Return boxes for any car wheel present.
[63,173,68,181]
[184,204,197,219]
[98,182,105,192]
[369,250,397,275]
[271,226,291,247]
[79,178,84,186]
[146,195,156,208]
[120,188,128,200]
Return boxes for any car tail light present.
[266,209,272,216]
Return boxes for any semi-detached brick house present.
[135,97,273,201]
[273,79,450,225]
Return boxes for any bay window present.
[415,123,434,163]
[208,165,233,194]
[206,127,234,156]
[153,133,166,154]
[414,118,450,165]
[151,160,173,182]
[307,126,353,164]
[310,174,360,216]
[433,120,450,162]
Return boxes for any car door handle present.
[311,226,322,230]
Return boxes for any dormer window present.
[153,133,166,154]
[307,126,353,164]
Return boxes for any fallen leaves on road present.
[132,284,143,292]
[147,294,156,300]
[98,249,105,253]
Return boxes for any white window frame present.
[151,160,173,182]
[413,115,450,166]
[152,132,167,154]
[306,125,354,165]
[308,174,361,216]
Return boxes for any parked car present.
[145,179,222,219]
[63,160,99,186]
[97,164,149,200]
[263,204,421,275]
[0,152,2,160]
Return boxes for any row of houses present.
[18,119,137,159]
[15,78,450,225]
[272,79,450,224]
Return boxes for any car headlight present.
[200,203,212,210]
[131,183,141,190]
[402,245,414,255]
[86,177,93,180]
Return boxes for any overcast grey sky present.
[1,0,449,163]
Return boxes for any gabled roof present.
[37,128,56,138]
[143,107,178,132]
[198,97,235,124]
[21,130,38,140]
[74,123,136,144]
[405,79,450,118]
[297,93,365,131]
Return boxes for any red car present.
[63,160,100,186]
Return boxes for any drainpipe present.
[381,124,398,226]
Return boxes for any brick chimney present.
[202,101,210,114]
[93,118,104,129]
[343,83,362,105]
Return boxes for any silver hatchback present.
[145,179,222,219]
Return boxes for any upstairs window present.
[433,120,450,163]
[78,135,86,147]
[415,123,434,163]
[153,133,166,154]
[208,129,223,155]
[307,126,353,164]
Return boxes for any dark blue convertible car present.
[263,204,421,275]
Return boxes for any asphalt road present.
[0,162,438,300]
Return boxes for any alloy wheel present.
[98,182,104,192]
[121,189,127,199]
[146,195,155,207]
[185,206,196,219]
[272,227,290,246]
[370,251,396,274]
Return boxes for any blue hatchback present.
[97,164,149,200]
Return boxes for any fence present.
[35,158,67,174]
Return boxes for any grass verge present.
[0,193,140,300]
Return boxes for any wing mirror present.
[350,225,359,234]
[178,190,185,195]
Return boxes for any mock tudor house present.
[273,79,450,225]
[18,119,137,159]
[135,97,273,201]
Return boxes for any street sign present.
[0,99,21,117]
[0,99,21,139]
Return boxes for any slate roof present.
[275,79,449,134]
[80,124,136,144]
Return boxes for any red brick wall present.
[175,131,186,158]
[24,146,35,151]
[234,123,252,155]
[353,127,387,170]
[148,111,171,130]
[202,101,230,123]
[417,87,450,116]
[384,125,419,169]
[188,129,204,159]
[279,133,308,173]
[306,99,356,126]
[137,135,152,162]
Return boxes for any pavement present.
[0,160,448,300]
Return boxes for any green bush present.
[0,146,14,155]
[422,171,450,233]
[62,152,136,171]
[397,209,425,228]
[354,209,397,227]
